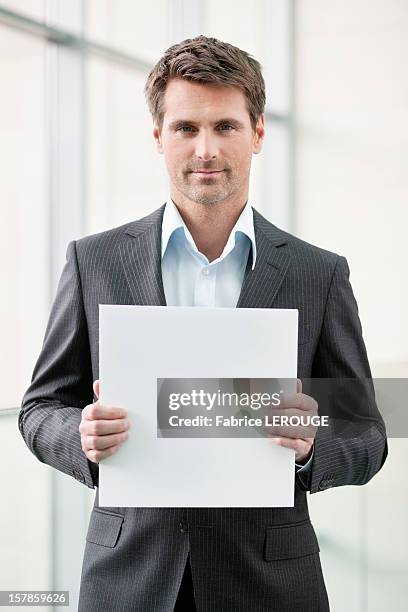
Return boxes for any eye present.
[177,125,196,133]
[217,123,234,131]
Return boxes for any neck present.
[169,189,248,262]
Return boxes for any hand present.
[79,380,130,464]
[267,379,317,463]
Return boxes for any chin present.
[184,186,230,206]
[191,193,227,205]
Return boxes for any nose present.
[194,129,218,161]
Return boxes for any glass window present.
[0,412,52,591]
[255,119,291,228]
[0,25,48,410]
[85,0,171,62]
[0,0,45,21]
[86,57,169,233]
[203,0,266,73]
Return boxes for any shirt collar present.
[161,196,257,269]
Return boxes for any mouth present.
[190,170,224,177]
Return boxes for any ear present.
[153,123,163,154]
[252,114,265,154]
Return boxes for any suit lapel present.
[119,204,291,309]
[119,205,167,306]
[236,208,291,308]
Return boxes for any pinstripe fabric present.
[19,204,387,612]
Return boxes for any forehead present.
[162,78,249,122]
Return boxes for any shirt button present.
[179,521,189,533]
[203,268,210,276]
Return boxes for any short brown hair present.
[144,35,266,132]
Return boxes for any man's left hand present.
[267,379,317,464]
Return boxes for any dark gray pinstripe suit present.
[19,205,387,611]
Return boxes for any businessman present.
[20,36,387,611]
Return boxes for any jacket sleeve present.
[19,240,98,489]
[303,255,388,494]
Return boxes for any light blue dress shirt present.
[161,197,313,473]
[161,196,257,307]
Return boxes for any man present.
[20,36,387,611]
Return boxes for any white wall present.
[294,0,408,371]
[294,2,408,609]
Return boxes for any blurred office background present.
[0,1,407,610]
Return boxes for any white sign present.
[99,305,298,507]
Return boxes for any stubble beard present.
[177,169,240,206]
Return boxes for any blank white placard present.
[99,305,298,507]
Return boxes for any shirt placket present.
[194,263,217,307]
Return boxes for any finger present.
[87,444,121,464]
[298,437,315,445]
[84,403,127,420]
[268,406,318,421]
[82,418,130,436]
[93,379,100,400]
[277,390,301,410]
[276,393,317,413]
[270,436,304,456]
[85,430,129,451]
[270,437,312,462]
[269,436,306,452]
[267,424,318,440]
[270,436,298,451]
[277,380,302,408]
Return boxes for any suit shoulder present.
[282,229,340,266]
[278,230,343,283]
[75,220,133,253]
[74,205,165,256]
[253,208,341,268]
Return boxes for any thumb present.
[93,379,100,400]
[296,378,302,394]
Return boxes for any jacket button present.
[179,522,189,534]
[72,469,85,483]
[318,478,334,491]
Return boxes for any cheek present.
[228,152,251,173]
[163,143,190,169]
[163,150,183,172]
[225,141,253,165]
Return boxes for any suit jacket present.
[20,205,388,612]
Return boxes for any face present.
[153,78,264,206]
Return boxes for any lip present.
[191,170,224,175]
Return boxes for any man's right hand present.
[79,380,130,464]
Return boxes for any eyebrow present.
[168,118,246,130]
